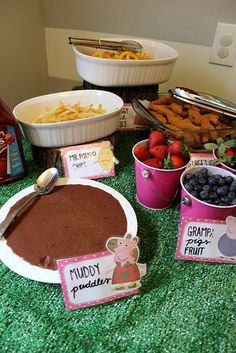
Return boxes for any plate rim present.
[0,178,138,284]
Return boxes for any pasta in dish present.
[92,50,152,60]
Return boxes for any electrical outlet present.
[209,22,236,67]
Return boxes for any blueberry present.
[194,184,203,192]
[190,190,198,198]
[208,177,218,186]
[221,196,230,204]
[229,181,236,192]
[216,187,226,196]
[214,174,222,180]
[210,192,218,200]
[199,168,208,176]
[205,199,214,204]
[218,177,226,186]
[222,185,229,194]
[189,178,197,186]
[198,177,207,185]
[203,184,211,192]
[225,176,234,184]
[185,173,193,181]
[214,199,221,205]
[184,183,193,192]
[199,190,209,200]
[195,171,203,179]
[230,198,236,205]
[227,191,236,200]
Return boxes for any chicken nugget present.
[149,110,167,124]
[150,96,174,105]
[200,119,214,130]
[188,108,202,125]
[165,123,196,146]
[202,113,220,126]
[170,102,183,115]
[167,110,199,130]
[150,104,171,117]
[184,104,199,110]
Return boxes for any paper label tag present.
[57,234,146,310]
[187,153,214,169]
[117,103,149,131]
[176,215,236,264]
[60,141,115,179]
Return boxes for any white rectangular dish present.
[72,38,178,87]
[13,90,124,148]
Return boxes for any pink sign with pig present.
[57,233,146,310]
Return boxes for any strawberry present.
[170,155,186,168]
[134,145,150,161]
[143,158,163,169]
[225,147,236,157]
[148,130,166,149]
[149,144,168,159]
[168,140,189,158]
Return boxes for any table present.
[0,131,235,353]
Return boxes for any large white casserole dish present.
[13,90,124,148]
[72,37,178,87]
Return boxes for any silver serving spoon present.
[0,167,59,239]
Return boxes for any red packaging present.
[0,98,27,185]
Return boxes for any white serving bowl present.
[72,38,178,87]
[13,90,124,148]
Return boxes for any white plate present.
[0,178,138,283]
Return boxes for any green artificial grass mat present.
[0,131,236,353]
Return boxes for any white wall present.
[0,1,48,109]
[1,1,236,109]
[41,0,236,47]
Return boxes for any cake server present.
[0,167,59,239]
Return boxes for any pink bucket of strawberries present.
[132,131,190,209]
[204,137,236,175]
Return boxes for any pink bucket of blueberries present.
[180,165,236,220]
[132,139,188,210]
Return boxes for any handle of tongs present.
[68,37,141,52]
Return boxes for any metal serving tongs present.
[68,37,143,53]
[169,87,236,118]
[132,97,176,132]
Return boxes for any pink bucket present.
[132,139,188,210]
[180,165,236,220]
[213,150,236,175]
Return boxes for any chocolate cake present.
[5,184,127,270]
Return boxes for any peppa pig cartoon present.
[106,233,145,290]
[218,216,236,258]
